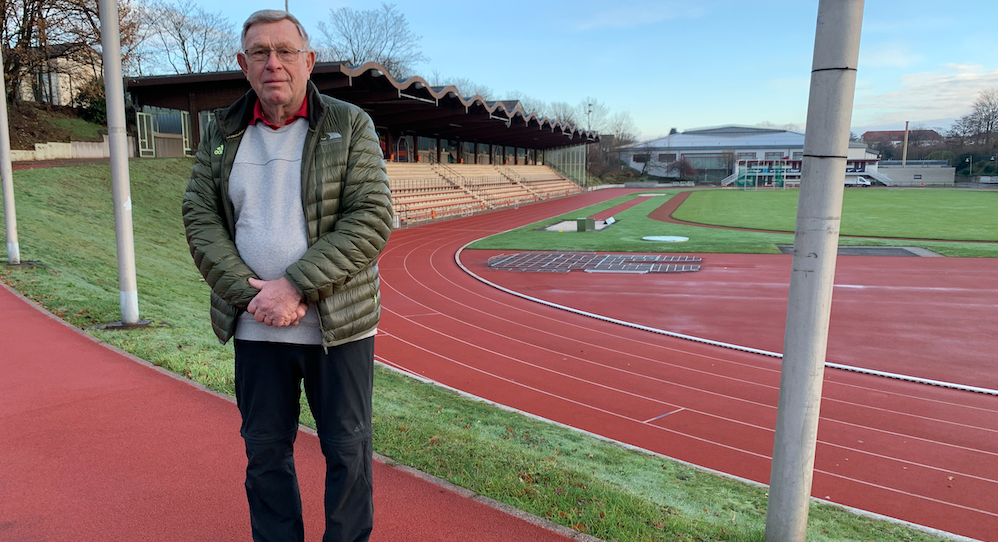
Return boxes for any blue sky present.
[203,0,998,140]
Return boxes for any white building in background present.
[619,125,900,186]
[16,43,101,107]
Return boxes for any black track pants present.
[234,338,374,542]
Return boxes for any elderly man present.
[182,9,391,542]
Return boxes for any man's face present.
[238,20,315,111]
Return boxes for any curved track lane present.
[375,189,998,541]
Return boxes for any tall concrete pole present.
[765,1,863,541]
[0,55,20,265]
[902,120,909,167]
[99,0,140,324]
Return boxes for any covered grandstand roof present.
[126,61,597,151]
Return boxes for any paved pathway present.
[0,283,590,542]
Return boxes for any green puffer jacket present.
[182,81,392,347]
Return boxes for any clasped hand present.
[247,277,308,327]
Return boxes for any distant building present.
[619,125,881,186]
[861,129,943,147]
[15,43,101,107]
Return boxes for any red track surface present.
[0,285,577,542]
[376,188,998,541]
[590,194,655,220]
[466,252,998,392]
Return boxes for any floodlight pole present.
[901,121,909,167]
[99,0,140,324]
[764,1,863,541]
[0,52,20,265]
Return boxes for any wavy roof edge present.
[338,61,596,139]
[126,61,597,143]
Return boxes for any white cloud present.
[859,42,923,68]
[852,64,998,127]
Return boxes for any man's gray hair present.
[241,10,311,50]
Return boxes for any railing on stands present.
[496,165,525,183]
[864,171,894,186]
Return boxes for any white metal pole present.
[99,0,140,324]
[765,1,863,541]
[0,54,20,265]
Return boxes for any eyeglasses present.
[242,48,308,63]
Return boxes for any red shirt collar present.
[251,98,308,129]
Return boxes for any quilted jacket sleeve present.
[181,122,259,309]
[285,107,393,303]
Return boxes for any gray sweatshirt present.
[229,119,322,345]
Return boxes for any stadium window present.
[736,152,756,160]
[765,152,785,160]
[659,153,676,162]
[914,174,922,179]
[633,154,649,163]
[793,152,803,159]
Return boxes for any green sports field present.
[469,188,998,258]
[674,189,998,241]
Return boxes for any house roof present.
[862,130,943,141]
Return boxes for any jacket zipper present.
[301,106,331,349]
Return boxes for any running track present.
[375,188,998,541]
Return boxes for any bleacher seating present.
[505,165,582,199]
[445,164,534,207]
[385,162,581,226]
[386,163,483,224]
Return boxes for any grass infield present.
[0,159,959,541]
[469,188,998,258]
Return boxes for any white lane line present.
[644,408,685,423]
[453,241,998,396]
[373,352,998,519]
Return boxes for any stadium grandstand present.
[125,62,593,225]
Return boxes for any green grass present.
[673,189,998,242]
[0,161,954,541]
[469,189,998,258]
[48,116,106,142]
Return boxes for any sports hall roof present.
[624,125,867,151]
[126,61,597,151]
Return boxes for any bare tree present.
[547,101,577,126]
[316,2,426,79]
[143,0,237,74]
[969,89,998,146]
[426,68,442,86]
[604,110,637,146]
[947,115,975,144]
[665,156,696,179]
[502,89,547,117]
[578,97,610,132]
[61,0,146,73]
[2,0,141,103]
[436,75,492,100]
